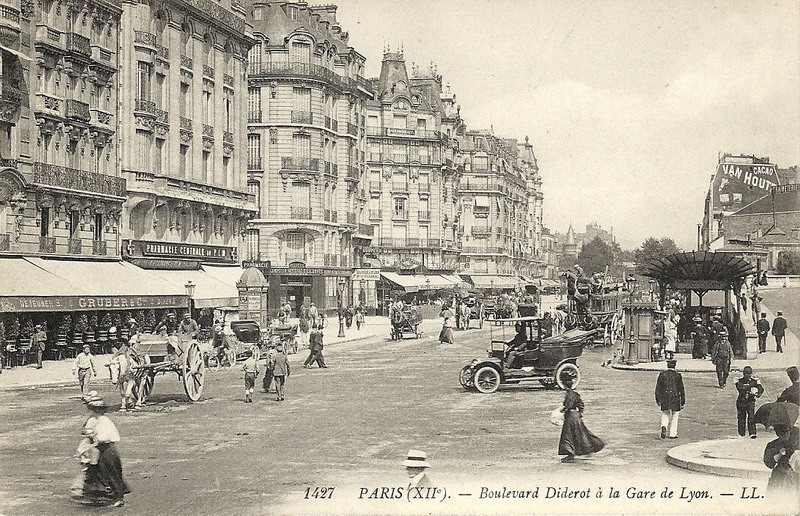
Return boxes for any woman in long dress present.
[83,395,130,507]
[558,378,605,462]
[439,306,454,344]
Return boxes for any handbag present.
[549,406,564,426]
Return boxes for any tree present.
[776,251,800,275]
[577,237,616,275]
[634,237,681,271]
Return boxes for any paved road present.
[0,320,793,515]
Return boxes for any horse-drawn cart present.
[390,307,423,340]
[131,334,205,402]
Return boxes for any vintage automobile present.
[459,316,597,393]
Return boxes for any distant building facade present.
[364,53,462,275]
[245,1,372,315]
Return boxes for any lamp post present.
[185,280,196,318]
[337,277,346,338]
[625,275,637,303]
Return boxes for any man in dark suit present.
[655,359,685,439]
[772,311,787,353]
[756,313,770,353]
[32,325,47,369]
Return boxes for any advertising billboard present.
[712,161,781,213]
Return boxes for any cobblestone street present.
[1,318,796,515]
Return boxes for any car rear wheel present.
[459,365,475,390]
[474,366,501,393]
[555,362,581,390]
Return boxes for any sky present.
[329,0,800,250]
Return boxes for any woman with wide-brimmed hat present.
[82,395,130,507]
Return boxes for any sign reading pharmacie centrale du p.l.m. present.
[123,240,238,263]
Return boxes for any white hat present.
[402,449,431,468]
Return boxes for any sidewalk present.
[0,316,389,391]
[666,436,772,479]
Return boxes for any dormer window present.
[288,5,298,20]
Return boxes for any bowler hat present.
[666,359,677,369]
[402,449,431,469]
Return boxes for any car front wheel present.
[474,366,501,393]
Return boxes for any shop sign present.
[0,294,189,313]
[351,268,380,281]
[713,162,780,211]
[124,240,237,263]
[271,266,350,277]
[242,260,271,273]
[129,258,200,270]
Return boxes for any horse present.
[107,351,151,410]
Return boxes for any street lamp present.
[185,280,196,317]
[625,275,637,303]
[337,277,346,338]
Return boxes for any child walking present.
[735,366,764,438]
[242,349,260,403]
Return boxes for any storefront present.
[123,239,247,326]
[242,260,351,317]
[0,256,187,360]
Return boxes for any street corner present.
[666,437,772,479]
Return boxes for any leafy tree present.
[776,251,800,275]
[634,237,681,271]
[577,237,616,275]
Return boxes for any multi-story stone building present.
[117,0,257,299]
[457,130,541,289]
[1,1,190,346]
[245,1,372,315]
[364,54,462,278]
[1,0,124,259]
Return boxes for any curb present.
[611,363,790,373]
[666,440,771,479]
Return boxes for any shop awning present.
[537,278,561,288]
[0,257,188,312]
[142,268,239,309]
[380,272,459,293]
[466,275,520,290]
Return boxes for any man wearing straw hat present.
[403,449,433,489]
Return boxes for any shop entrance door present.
[288,286,304,317]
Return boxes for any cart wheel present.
[538,378,558,390]
[555,362,581,390]
[459,365,475,390]
[474,366,501,394]
[182,341,205,401]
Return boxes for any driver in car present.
[504,322,529,368]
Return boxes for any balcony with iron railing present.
[368,181,382,192]
[39,236,56,253]
[65,99,90,122]
[282,157,320,171]
[180,116,192,130]
[133,30,156,48]
[154,108,168,125]
[36,93,62,113]
[391,182,409,192]
[0,3,20,25]
[418,211,431,221]
[202,124,214,138]
[92,240,107,256]
[223,131,234,144]
[472,226,492,236]
[290,207,313,219]
[247,157,262,170]
[356,224,374,236]
[346,166,360,180]
[369,210,382,219]
[248,111,262,123]
[156,45,169,60]
[392,210,408,221]
[291,110,313,124]
[248,62,369,94]
[67,238,82,254]
[285,251,306,263]
[66,32,91,56]
[368,152,382,162]
[134,98,156,115]
[390,154,408,163]
[180,55,193,69]
[418,183,431,192]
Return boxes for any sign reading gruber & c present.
[0,295,189,313]
[124,240,237,263]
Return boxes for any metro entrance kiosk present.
[623,251,756,364]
